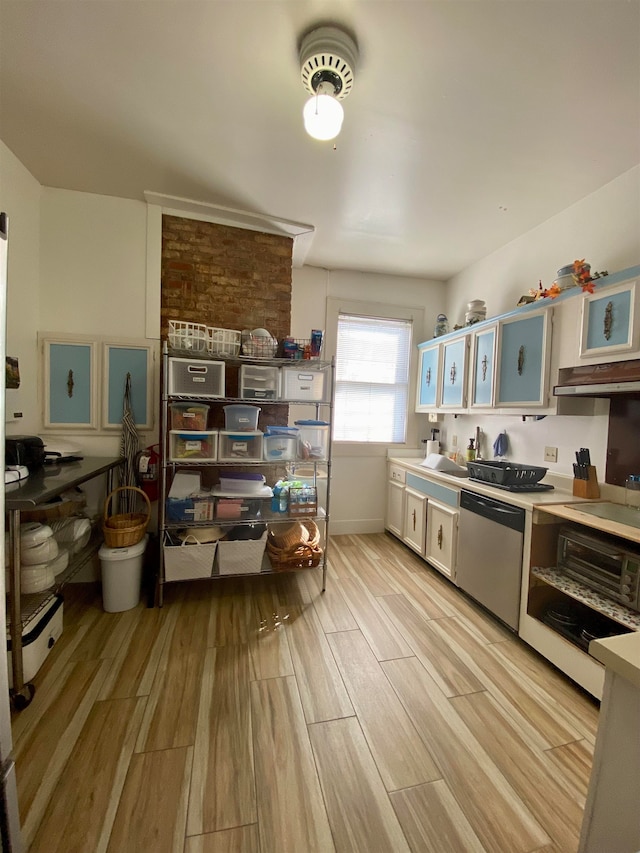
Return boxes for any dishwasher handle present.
[460,489,525,533]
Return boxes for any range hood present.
[554,359,640,397]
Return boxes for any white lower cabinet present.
[387,479,405,538]
[425,499,458,581]
[403,487,428,555]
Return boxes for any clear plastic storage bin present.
[170,402,210,431]
[264,433,298,461]
[295,420,330,460]
[239,364,281,400]
[169,430,218,461]
[223,404,261,431]
[218,430,264,462]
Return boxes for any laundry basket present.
[102,486,151,548]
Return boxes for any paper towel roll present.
[426,440,440,457]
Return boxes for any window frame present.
[325,298,424,455]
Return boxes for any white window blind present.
[334,313,413,443]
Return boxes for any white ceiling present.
[1,1,639,280]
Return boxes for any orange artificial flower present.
[581,281,596,294]
[547,283,561,299]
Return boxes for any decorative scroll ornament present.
[481,354,488,382]
[517,346,525,376]
[604,301,613,341]
[450,362,457,384]
[425,366,431,387]
[67,369,74,397]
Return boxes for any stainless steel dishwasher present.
[456,489,525,631]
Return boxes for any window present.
[334,313,413,442]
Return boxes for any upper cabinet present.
[579,278,639,359]
[469,324,497,408]
[440,335,469,409]
[495,309,552,408]
[414,265,640,415]
[415,341,441,412]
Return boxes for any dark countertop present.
[5,456,124,509]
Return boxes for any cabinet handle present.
[412,509,416,531]
[437,524,443,549]
[450,362,457,384]
[517,345,525,376]
[425,367,431,387]
[67,369,74,398]
[604,301,613,340]
[481,354,488,382]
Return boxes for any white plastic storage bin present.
[207,327,242,357]
[218,431,263,462]
[7,594,64,687]
[168,357,225,398]
[239,364,280,400]
[223,404,261,431]
[163,533,217,581]
[170,430,218,462]
[216,529,268,575]
[264,433,298,461]
[281,365,328,401]
[295,420,330,460]
[99,535,148,612]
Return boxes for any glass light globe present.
[303,93,344,141]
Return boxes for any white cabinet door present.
[386,479,405,538]
[425,500,458,580]
[403,487,427,555]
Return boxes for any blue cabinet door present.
[471,326,496,407]
[45,341,95,427]
[416,344,440,410]
[440,337,467,408]
[580,280,638,357]
[496,311,550,407]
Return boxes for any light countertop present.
[388,455,579,511]
[589,632,640,688]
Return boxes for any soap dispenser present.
[466,438,476,462]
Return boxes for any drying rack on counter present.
[5,456,123,710]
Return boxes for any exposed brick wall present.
[160,216,292,341]
[160,215,293,433]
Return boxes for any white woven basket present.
[163,533,216,581]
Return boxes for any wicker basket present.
[102,486,151,548]
[266,520,322,571]
[20,497,79,524]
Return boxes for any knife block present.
[573,466,600,499]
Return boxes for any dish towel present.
[493,430,508,458]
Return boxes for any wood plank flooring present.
[11,532,599,852]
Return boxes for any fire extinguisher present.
[137,444,160,502]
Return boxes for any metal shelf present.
[158,347,334,604]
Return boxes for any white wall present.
[439,166,640,478]
[446,165,640,326]
[1,141,42,433]
[292,266,446,533]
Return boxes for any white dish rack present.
[168,320,241,357]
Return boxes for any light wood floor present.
[12,532,599,853]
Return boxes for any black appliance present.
[5,436,46,471]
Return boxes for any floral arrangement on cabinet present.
[529,259,608,301]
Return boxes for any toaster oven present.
[557,525,640,611]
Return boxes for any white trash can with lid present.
[99,535,148,612]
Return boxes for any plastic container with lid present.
[223,404,261,431]
[625,474,640,510]
[295,420,330,461]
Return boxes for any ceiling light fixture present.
[299,25,358,141]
